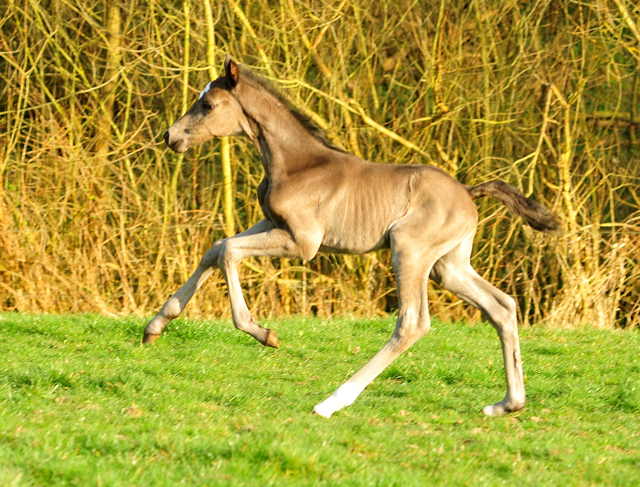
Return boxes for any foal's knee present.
[502,296,517,324]
[216,239,236,269]
[414,311,432,337]
[200,239,225,269]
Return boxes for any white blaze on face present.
[198,81,214,100]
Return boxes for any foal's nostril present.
[164,130,169,145]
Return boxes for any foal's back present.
[291,150,478,255]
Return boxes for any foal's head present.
[164,56,245,153]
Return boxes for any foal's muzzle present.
[164,129,188,153]
[164,129,185,153]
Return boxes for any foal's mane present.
[238,66,344,152]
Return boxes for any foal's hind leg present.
[432,233,526,416]
[143,219,275,344]
[313,236,436,418]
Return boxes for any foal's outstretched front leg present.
[142,219,274,344]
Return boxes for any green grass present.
[0,313,639,486]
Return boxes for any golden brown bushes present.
[1,0,639,327]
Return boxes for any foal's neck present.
[234,81,328,180]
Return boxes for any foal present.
[144,56,558,418]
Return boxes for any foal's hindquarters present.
[312,175,525,417]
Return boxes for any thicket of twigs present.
[1,0,639,328]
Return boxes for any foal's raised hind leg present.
[142,219,275,344]
[432,233,526,416]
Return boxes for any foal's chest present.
[257,178,292,230]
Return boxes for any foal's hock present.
[143,56,558,417]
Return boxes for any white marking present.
[198,81,213,100]
[312,383,362,418]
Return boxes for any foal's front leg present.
[217,227,319,347]
[142,219,274,344]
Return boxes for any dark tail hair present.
[467,180,559,232]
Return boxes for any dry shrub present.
[1,0,639,328]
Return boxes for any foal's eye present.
[202,101,214,110]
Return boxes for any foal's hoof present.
[142,332,161,345]
[482,398,525,416]
[264,329,280,349]
[312,400,336,418]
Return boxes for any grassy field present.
[0,313,639,486]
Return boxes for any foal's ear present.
[224,54,240,87]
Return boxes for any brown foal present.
[143,56,558,418]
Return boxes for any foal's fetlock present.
[250,325,279,348]
[249,327,279,348]
[313,384,360,418]
[236,314,280,348]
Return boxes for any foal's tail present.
[467,180,559,232]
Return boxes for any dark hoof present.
[142,333,160,345]
[264,329,280,349]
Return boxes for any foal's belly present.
[318,231,390,255]
[315,165,414,254]
[318,212,393,254]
